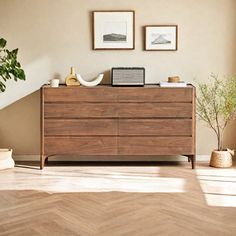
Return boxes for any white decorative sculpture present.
[76,74,104,87]
[0,149,15,170]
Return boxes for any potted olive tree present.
[0,37,25,92]
[0,37,25,169]
[196,74,236,167]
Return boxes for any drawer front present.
[118,137,194,155]
[44,137,117,155]
[43,87,194,103]
[118,87,193,102]
[45,103,192,118]
[118,103,192,118]
[44,87,117,102]
[44,103,117,118]
[119,119,192,136]
[45,119,117,136]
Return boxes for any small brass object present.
[65,67,80,86]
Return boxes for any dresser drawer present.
[119,119,192,136]
[44,103,192,118]
[44,103,117,118]
[118,137,194,155]
[45,119,117,136]
[118,103,192,118]
[44,86,117,102]
[118,87,193,102]
[44,137,117,155]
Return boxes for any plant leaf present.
[0,38,7,48]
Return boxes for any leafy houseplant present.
[0,38,25,92]
[196,74,236,167]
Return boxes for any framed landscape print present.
[92,10,135,50]
[145,25,178,51]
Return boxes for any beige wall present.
[0,0,236,156]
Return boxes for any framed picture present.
[92,10,135,50]
[144,25,178,51]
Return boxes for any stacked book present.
[159,76,187,87]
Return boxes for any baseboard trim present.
[13,155,211,162]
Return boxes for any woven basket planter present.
[0,149,15,170]
[210,150,233,168]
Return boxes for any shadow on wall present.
[0,91,40,155]
[0,56,52,110]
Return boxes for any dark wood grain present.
[44,86,118,102]
[44,86,193,103]
[118,87,192,102]
[119,119,192,136]
[44,103,117,118]
[41,85,196,169]
[40,87,45,169]
[45,102,192,118]
[118,137,193,155]
[191,86,196,169]
[118,103,192,118]
[44,137,117,155]
[45,119,117,136]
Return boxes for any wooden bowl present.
[168,76,180,83]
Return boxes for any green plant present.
[0,38,25,92]
[196,74,236,151]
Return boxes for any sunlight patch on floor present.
[204,194,236,207]
[196,168,236,207]
[0,166,186,193]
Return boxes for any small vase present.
[65,67,80,86]
[0,149,15,170]
[210,150,233,168]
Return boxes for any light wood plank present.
[0,163,235,236]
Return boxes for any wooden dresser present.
[41,85,196,169]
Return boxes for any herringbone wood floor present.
[0,161,236,236]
